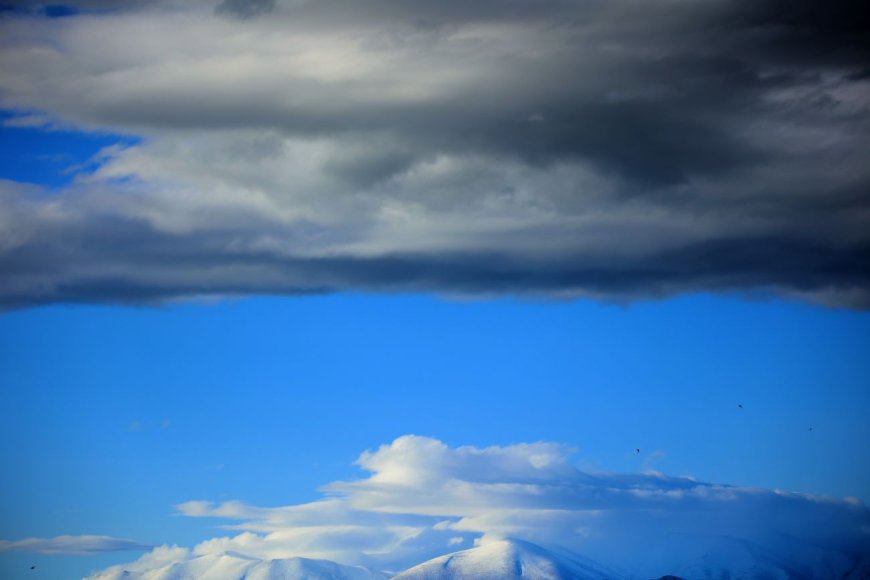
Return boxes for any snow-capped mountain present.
[84,537,870,580]
[86,552,389,580]
[391,536,870,580]
[392,539,617,580]
[632,533,870,580]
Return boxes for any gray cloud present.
[215,0,275,19]
[0,0,868,308]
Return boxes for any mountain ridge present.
[85,537,870,580]
[392,539,616,580]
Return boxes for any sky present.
[0,1,869,579]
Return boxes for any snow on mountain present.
[86,552,389,580]
[633,533,870,580]
[390,536,870,580]
[392,539,617,580]
[83,537,870,580]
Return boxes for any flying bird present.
[635,448,641,454]
[738,404,743,409]
[30,565,36,570]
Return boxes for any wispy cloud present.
[0,535,151,555]
[0,1,868,308]
[88,435,869,577]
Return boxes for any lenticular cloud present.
[0,535,150,556]
[89,435,870,578]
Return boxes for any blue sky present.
[1,2,869,579]
[2,292,869,578]
[0,111,134,188]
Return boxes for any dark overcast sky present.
[0,0,868,308]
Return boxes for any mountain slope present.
[392,539,615,580]
[84,536,870,580]
[87,552,388,580]
[619,533,870,580]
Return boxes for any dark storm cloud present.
[215,0,274,19]
[0,0,868,308]
[3,198,868,309]
[718,0,870,64]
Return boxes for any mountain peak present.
[392,538,612,580]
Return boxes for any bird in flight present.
[809,427,814,431]
[738,404,743,409]
[635,448,640,454]
[30,565,36,570]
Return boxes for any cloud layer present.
[0,535,150,555]
[87,435,869,577]
[0,0,869,307]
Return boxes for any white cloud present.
[86,435,870,577]
[0,535,150,555]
